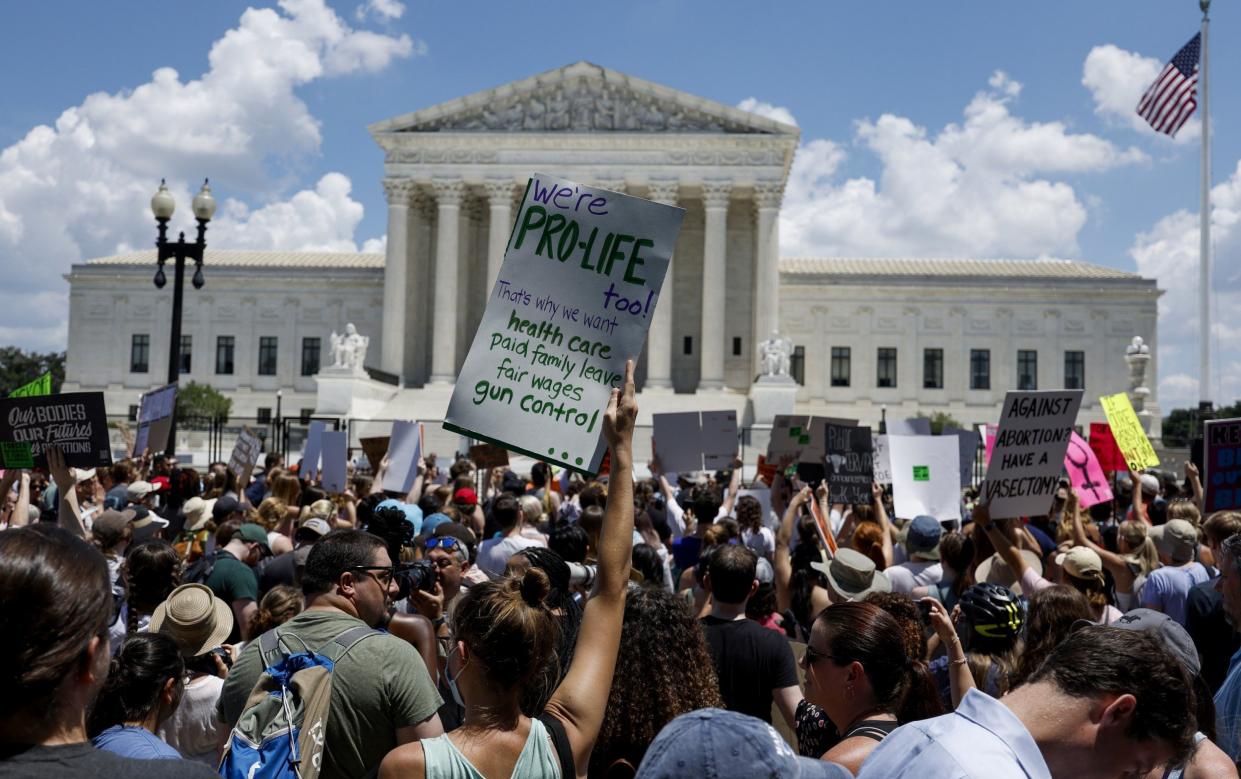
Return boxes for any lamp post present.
[274,389,283,457]
[151,179,215,457]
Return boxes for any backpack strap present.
[320,625,381,664]
[536,713,575,779]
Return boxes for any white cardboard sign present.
[888,434,962,521]
[319,431,348,494]
[382,420,423,494]
[653,410,739,473]
[981,390,1084,519]
[445,173,684,474]
[301,421,327,482]
[700,410,739,470]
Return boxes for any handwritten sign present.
[9,372,52,398]
[0,392,112,469]
[1088,421,1127,472]
[445,173,684,474]
[227,427,263,489]
[872,435,893,485]
[889,434,961,521]
[1204,418,1241,512]
[981,390,1083,519]
[825,423,873,505]
[1064,431,1114,509]
[1100,393,1159,471]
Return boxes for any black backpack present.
[183,549,218,585]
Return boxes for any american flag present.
[1136,33,1201,137]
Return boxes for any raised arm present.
[47,447,85,538]
[873,482,895,568]
[719,456,743,517]
[975,503,1029,578]
[650,449,686,539]
[1068,489,1128,577]
[12,472,31,528]
[923,597,974,709]
[369,454,389,495]
[404,458,426,504]
[545,360,637,770]
[775,486,812,614]
[1185,461,1204,510]
[1130,470,1149,525]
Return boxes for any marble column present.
[753,183,784,367]
[380,178,413,380]
[645,179,680,390]
[699,180,731,390]
[484,179,515,290]
[429,178,464,384]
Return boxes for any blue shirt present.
[1215,646,1241,762]
[858,688,1050,779]
[91,725,183,760]
[1140,563,1210,626]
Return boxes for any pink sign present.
[1063,431,1114,509]
[982,424,998,466]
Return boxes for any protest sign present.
[0,392,112,469]
[1204,418,1241,512]
[1064,431,1113,509]
[888,434,961,521]
[653,412,705,474]
[115,420,135,457]
[382,420,423,494]
[796,416,857,464]
[755,455,777,485]
[445,173,684,474]
[1088,422,1127,472]
[1099,393,1159,471]
[9,372,52,398]
[700,410,738,471]
[887,418,931,437]
[319,431,348,493]
[768,415,810,459]
[359,436,390,471]
[981,390,1083,519]
[227,427,263,489]
[133,383,177,456]
[301,421,327,481]
[468,443,510,470]
[872,435,893,485]
[980,423,998,466]
[825,423,873,505]
[943,427,980,491]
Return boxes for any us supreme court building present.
[63,62,1161,433]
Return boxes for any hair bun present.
[517,567,552,607]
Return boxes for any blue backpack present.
[219,625,378,779]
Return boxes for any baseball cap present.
[811,548,891,602]
[1150,519,1198,564]
[636,708,851,779]
[904,515,943,560]
[212,496,244,522]
[422,512,453,535]
[237,522,272,555]
[75,468,97,485]
[1139,473,1161,496]
[1055,546,1105,581]
[129,506,169,544]
[126,480,160,502]
[91,508,136,546]
[755,556,775,585]
[453,487,478,507]
[296,517,332,541]
[1109,608,1201,677]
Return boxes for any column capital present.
[594,176,626,193]
[753,181,784,210]
[484,179,517,204]
[431,177,465,206]
[702,180,733,209]
[646,179,680,205]
[382,178,415,206]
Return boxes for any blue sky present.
[0,0,1237,409]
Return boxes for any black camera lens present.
[394,560,438,600]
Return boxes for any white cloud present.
[0,0,419,350]
[736,98,798,127]
[356,0,405,22]
[780,71,1145,258]
[1082,44,1199,142]
[1130,160,1241,409]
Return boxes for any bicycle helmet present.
[958,582,1024,652]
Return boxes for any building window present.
[791,346,805,385]
[127,405,139,422]
[1065,350,1085,390]
[923,348,944,389]
[301,337,321,377]
[732,337,742,357]
[683,336,693,355]
[256,407,272,424]
[216,336,235,375]
[970,349,991,390]
[258,337,278,376]
[130,334,150,373]
[1018,349,1038,391]
[877,348,897,388]
[830,347,851,387]
[179,335,192,374]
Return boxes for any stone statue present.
[758,330,793,377]
[330,323,369,375]
[1125,335,1152,416]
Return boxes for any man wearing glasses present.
[218,529,444,779]
[408,523,479,634]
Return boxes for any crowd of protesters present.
[2,365,1240,777]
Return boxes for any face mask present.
[446,644,468,708]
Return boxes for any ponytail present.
[86,633,183,737]
[898,657,946,723]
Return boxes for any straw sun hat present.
[148,583,234,657]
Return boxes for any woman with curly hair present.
[109,540,181,652]
[255,496,293,555]
[589,587,722,776]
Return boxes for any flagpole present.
[1198,0,1213,418]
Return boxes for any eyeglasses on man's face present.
[350,565,396,587]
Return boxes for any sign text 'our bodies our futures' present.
[445,174,684,473]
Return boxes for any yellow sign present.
[1099,393,1160,471]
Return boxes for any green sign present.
[5,372,52,463]
[912,465,930,482]
[9,372,51,398]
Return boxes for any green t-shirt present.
[217,609,442,779]
[204,551,258,643]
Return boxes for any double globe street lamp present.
[150,179,215,457]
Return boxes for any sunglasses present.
[425,537,462,551]
[349,565,396,587]
[800,644,842,668]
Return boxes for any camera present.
[186,645,232,676]
[567,562,597,588]
[395,560,437,600]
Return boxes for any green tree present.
[176,381,231,423]
[916,411,963,435]
[1163,401,1241,446]
[0,347,65,395]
